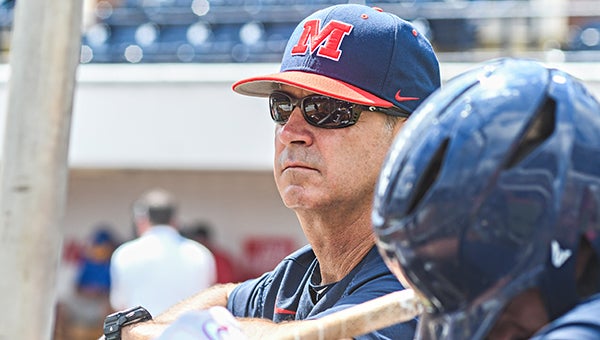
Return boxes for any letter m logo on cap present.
[290,19,353,61]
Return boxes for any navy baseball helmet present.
[372,58,600,339]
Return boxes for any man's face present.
[487,289,549,340]
[272,85,403,216]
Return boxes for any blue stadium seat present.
[81,23,111,63]
[143,0,198,25]
[568,21,600,51]
[112,26,141,62]
[83,24,144,63]
[147,23,201,62]
[140,22,237,63]
[428,18,477,51]
[262,22,295,54]
[0,0,14,8]
[0,5,12,28]
[99,0,149,26]
[208,0,245,6]
[229,21,294,62]
[205,24,240,60]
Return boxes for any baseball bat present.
[273,289,423,340]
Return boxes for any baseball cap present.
[232,4,441,113]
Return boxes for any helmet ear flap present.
[537,243,578,321]
[578,186,600,297]
[538,186,600,321]
[581,186,600,252]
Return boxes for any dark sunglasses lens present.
[303,96,357,128]
[270,93,293,123]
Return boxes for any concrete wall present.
[65,169,304,264]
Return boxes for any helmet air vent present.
[407,138,449,215]
[504,97,556,169]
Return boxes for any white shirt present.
[109,225,217,316]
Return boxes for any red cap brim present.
[232,71,394,108]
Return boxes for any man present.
[373,58,600,339]
[109,188,217,316]
[111,4,440,339]
[182,221,236,284]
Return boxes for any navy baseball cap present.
[232,4,441,113]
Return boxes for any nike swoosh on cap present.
[395,90,419,102]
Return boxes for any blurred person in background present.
[109,188,217,316]
[55,225,118,340]
[182,221,236,284]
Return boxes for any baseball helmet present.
[372,58,600,339]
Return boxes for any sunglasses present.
[269,91,410,129]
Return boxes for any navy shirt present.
[530,293,600,339]
[227,244,416,339]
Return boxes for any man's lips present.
[282,162,317,172]
[278,149,321,173]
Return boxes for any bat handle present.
[273,289,422,340]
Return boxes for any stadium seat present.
[99,0,149,26]
[568,21,600,51]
